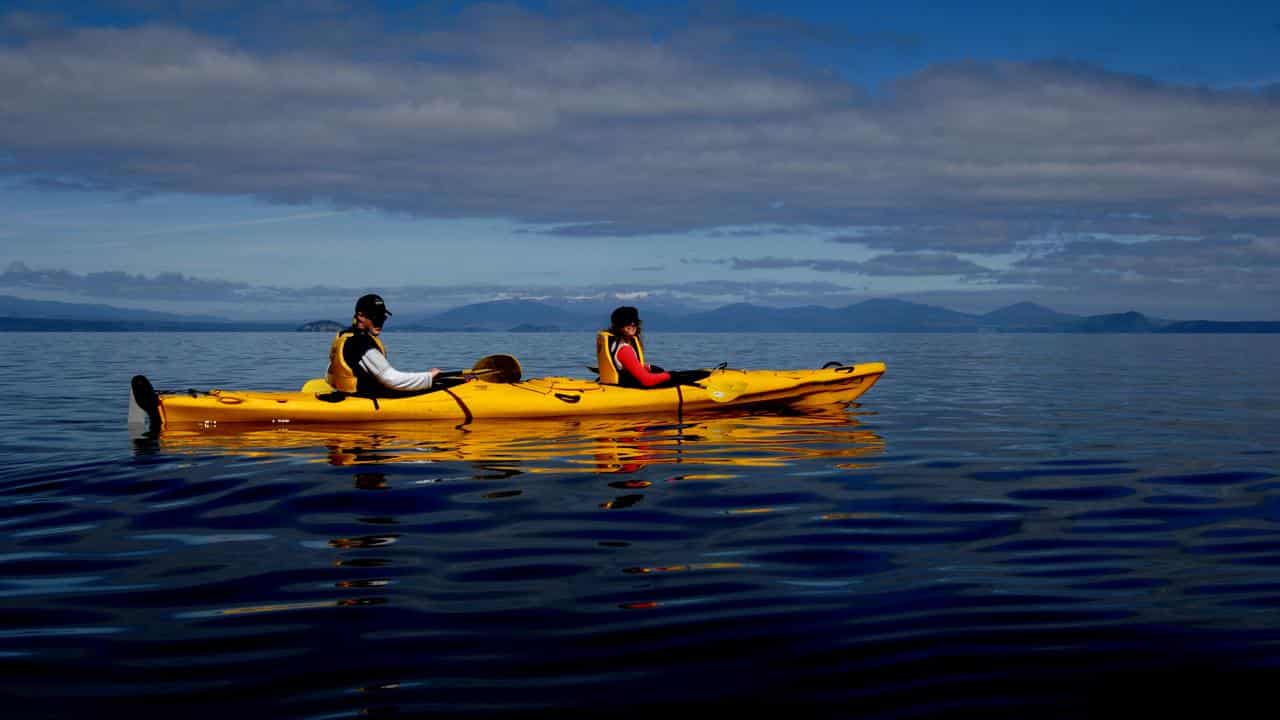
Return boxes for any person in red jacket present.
[603,306,671,388]
[597,306,711,389]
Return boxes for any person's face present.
[356,311,386,335]
[620,320,639,338]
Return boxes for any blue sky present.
[2,1,1279,321]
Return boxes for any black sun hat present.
[355,294,392,324]
[610,306,640,328]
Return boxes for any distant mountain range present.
[0,294,290,331]
[392,298,1280,334]
[2,293,1277,333]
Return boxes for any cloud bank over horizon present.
[2,2,1278,319]
[2,257,1267,324]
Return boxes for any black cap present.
[355,294,392,324]
[610,306,640,327]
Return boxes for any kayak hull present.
[134,363,886,427]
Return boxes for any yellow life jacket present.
[595,330,645,386]
[326,329,388,393]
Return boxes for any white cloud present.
[1,3,1278,318]
[4,9,1274,238]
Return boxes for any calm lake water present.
[2,331,1278,718]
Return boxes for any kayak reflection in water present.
[326,294,442,396]
[596,306,709,388]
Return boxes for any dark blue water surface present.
[2,332,1278,718]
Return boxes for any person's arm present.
[615,343,671,387]
[358,349,439,391]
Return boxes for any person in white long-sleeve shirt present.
[325,294,440,395]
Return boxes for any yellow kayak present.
[130,357,885,428]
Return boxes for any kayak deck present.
[132,363,886,427]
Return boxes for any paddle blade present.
[302,378,336,393]
[472,354,522,383]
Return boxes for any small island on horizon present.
[296,320,345,333]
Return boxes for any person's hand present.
[428,368,441,379]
